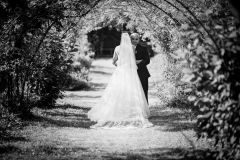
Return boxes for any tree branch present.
[174,0,220,51]
[64,0,102,18]
[133,0,168,33]
[162,0,196,26]
[140,0,181,26]
[35,21,56,53]
[162,0,206,37]
[61,0,102,38]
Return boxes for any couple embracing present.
[88,32,153,128]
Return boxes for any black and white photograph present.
[0,0,240,159]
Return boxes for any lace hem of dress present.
[90,119,153,129]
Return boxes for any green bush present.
[35,36,70,108]
[63,75,91,91]
[62,54,93,91]
[0,0,70,114]
[0,104,22,136]
[182,13,240,160]
[62,29,94,90]
[72,54,93,81]
[154,47,194,112]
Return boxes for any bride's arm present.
[112,47,119,66]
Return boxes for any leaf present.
[181,74,195,83]
[229,31,237,38]
[181,24,189,30]
[193,38,199,47]
[215,112,221,118]
[205,9,213,16]
[173,48,186,59]
[190,33,199,39]
[214,25,222,29]
[196,46,205,55]
[230,136,236,144]
[190,74,199,82]
[218,85,224,90]
[203,70,213,78]
[220,48,225,56]
[205,38,213,45]
[188,95,196,101]
[182,68,192,74]
[226,42,232,47]
[198,111,212,119]
[236,46,240,51]
[184,88,193,93]
[202,97,210,102]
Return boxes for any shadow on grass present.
[0,145,90,159]
[166,97,200,115]
[104,148,214,160]
[63,78,91,91]
[149,110,197,132]
[0,145,215,160]
[31,114,95,128]
[0,145,21,154]
[90,70,112,75]
[30,104,95,128]
[43,110,88,118]
[28,145,89,155]
[0,135,28,142]
[91,64,112,70]
[88,82,107,90]
[64,94,101,99]
[32,103,196,131]
[44,104,91,111]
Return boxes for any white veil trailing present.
[118,32,138,70]
[87,32,153,128]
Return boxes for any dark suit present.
[135,44,150,102]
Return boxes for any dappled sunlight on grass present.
[0,58,212,159]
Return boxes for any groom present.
[130,33,150,103]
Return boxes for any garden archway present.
[1,0,239,159]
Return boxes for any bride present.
[87,32,153,128]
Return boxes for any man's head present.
[130,33,140,46]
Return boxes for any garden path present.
[1,55,211,160]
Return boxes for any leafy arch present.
[67,0,222,52]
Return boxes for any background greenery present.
[0,0,239,159]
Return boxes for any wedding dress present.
[87,33,153,128]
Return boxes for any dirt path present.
[0,56,211,160]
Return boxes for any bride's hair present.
[122,23,129,33]
[122,30,129,33]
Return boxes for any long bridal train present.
[87,33,153,128]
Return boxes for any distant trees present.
[0,0,101,116]
[1,1,240,159]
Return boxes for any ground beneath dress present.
[0,56,212,160]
